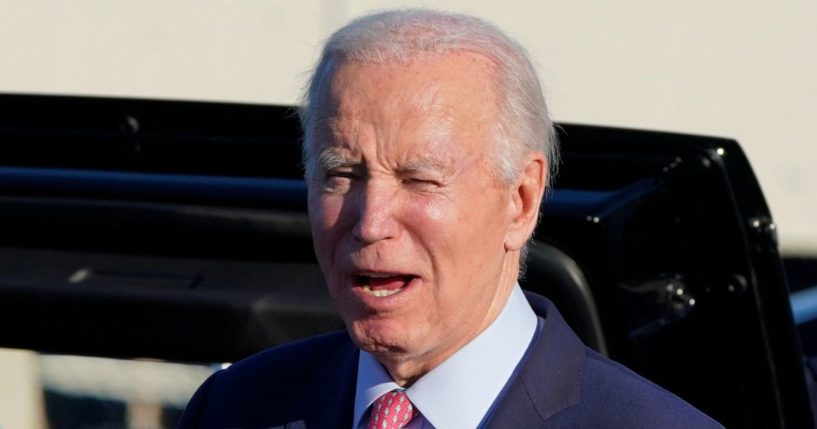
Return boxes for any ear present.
[505,154,547,251]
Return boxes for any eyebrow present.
[317,147,358,171]
[316,146,452,175]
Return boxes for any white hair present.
[298,8,559,187]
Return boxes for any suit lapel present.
[304,335,360,428]
[485,293,586,428]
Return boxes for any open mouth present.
[355,273,415,297]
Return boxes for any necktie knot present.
[368,389,415,429]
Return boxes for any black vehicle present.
[0,93,813,428]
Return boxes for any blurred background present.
[0,1,814,428]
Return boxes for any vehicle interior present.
[0,94,813,428]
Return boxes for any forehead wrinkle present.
[312,54,500,178]
[311,112,363,153]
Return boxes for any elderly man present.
[180,9,722,429]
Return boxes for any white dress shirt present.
[353,284,538,429]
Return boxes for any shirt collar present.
[354,349,399,428]
[353,284,538,428]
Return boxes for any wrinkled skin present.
[307,52,546,385]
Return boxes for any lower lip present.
[351,277,419,308]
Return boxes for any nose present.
[352,180,399,244]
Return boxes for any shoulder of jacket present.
[223,330,354,378]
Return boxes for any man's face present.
[307,53,521,379]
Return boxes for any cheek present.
[309,193,346,232]
[405,196,467,274]
[416,193,487,237]
[425,192,507,271]
[308,194,346,265]
[404,192,465,241]
[418,196,449,225]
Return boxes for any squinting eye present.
[325,170,357,180]
[403,177,440,188]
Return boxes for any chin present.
[346,317,414,356]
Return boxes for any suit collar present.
[305,333,359,428]
[486,292,585,426]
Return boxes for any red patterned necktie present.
[367,389,415,429]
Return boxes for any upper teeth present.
[361,285,402,297]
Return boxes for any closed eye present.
[401,177,442,189]
[326,170,358,179]
[398,162,447,189]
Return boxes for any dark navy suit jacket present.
[178,293,723,428]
